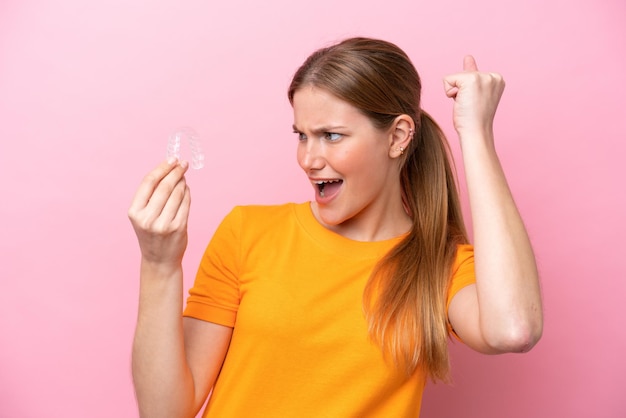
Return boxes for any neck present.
[312,197,412,242]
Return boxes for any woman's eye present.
[324,132,342,141]
[294,131,307,141]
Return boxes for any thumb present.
[463,55,478,72]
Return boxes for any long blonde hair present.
[288,37,468,381]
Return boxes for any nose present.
[298,138,325,172]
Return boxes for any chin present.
[316,204,353,228]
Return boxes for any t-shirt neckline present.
[291,202,408,260]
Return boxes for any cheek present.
[344,147,393,186]
[341,146,378,173]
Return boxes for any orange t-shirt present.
[184,203,475,417]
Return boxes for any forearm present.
[461,133,543,352]
[132,260,196,418]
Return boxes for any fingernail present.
[167,156,178,165]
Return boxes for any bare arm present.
[445,57,543,354]
[128,159,232,417]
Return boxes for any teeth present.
[318,182,326,197]
[315,180,340,198]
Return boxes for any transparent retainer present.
[167,127,205,169]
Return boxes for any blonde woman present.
[128,37,543,417]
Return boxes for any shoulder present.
[452,244,474,271]
[207,203,304,257]
[220,202,305,237]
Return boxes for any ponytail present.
[363,110,467,381]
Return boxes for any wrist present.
[457,128,495,148]
[140,258,184,281]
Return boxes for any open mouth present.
[316,180,343,197]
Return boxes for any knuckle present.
[143,172,159,185]
[151,221,170,236]
[469,72,481,83]
[137,217,154,232]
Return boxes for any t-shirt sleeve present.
[446,244,476,338]
[183,207,242,327]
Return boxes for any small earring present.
[398,146,404,155]
[409,128,414,137]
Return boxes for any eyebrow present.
[292,124,348,134]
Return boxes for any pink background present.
[1,0,624,417]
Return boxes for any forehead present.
[292,86,366,127]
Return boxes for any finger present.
[172,184,191,228]
[130,158,179,211]
[443,77,460,98]
[158,176,188,224]
[463,55,478,72]
[144,161,190,217]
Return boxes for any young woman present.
[128,37,543,417]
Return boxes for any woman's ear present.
[389,115,415,158]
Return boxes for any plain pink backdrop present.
[1,0,624,417]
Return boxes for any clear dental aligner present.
[167,127,205,169]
